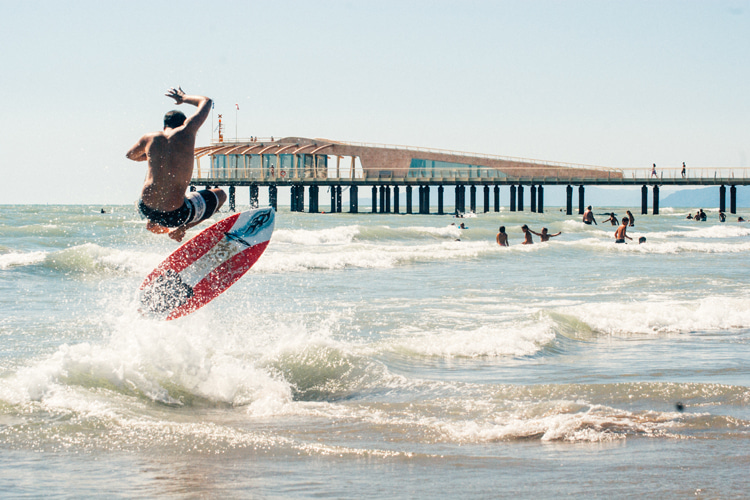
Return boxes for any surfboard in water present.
[138,207,275,320]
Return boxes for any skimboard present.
[138,207,275,320]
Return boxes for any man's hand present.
[165,86,186,105]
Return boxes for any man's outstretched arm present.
[166,87,213,134]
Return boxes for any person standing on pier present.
[681,162,686,178]
[651,164,658,177]
[127,87,226,242]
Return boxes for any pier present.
[191,137,748,215]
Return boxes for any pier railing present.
[613,167,750,186]
[192,164,749,185]
[190,165,625,184]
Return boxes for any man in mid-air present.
[127,87,226,242]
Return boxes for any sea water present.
[0,204,748,498]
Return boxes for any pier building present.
[191,137,747,215]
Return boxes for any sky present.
[0,0,748,205]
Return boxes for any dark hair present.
[164,110,187,129]
[499,226,505,232]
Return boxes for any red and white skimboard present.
[138,207,275,320]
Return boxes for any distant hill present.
[661,186,750,208]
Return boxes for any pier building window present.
[279,154,294,179]
[316,155,328,179]
[303,154,314,178]
[408,159,507,179]
[248,154,261,179]
[229,155,240,179]
[212,155,227,178]
[213,153,326,180]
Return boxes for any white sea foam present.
[0,309,294,414]
[39,244,162,276]
[0,251,47,269]
[390,317,557,358]
[255,240,493,272]
[398,225,463,239]
[559,295,750,335]
[642,224,750,239]
[435,403,679,442]
[272,225,361,245]
[272,224,463,247]
[560,235,750,254]
[560,219,611,234]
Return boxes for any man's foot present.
[168,226,188,242]
[146,222,170,234]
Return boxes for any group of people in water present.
[495,225,561,246]
[582,205,636,228]
[495,205,648,246]
[494,203,748,247]
[686,209,746,222]
[688,209,708,221]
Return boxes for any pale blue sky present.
[1,0,748,205]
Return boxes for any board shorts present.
[138,190,219,228]
[615,238,625,244]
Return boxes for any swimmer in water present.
[496,226,509,247]
[583,206,597,225]
[529,227,561,242]
[614,217,633,243]
[521,224,534,244]
[602,212,619,226]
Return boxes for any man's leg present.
[211,188,228,210]
[168,189,227,242]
